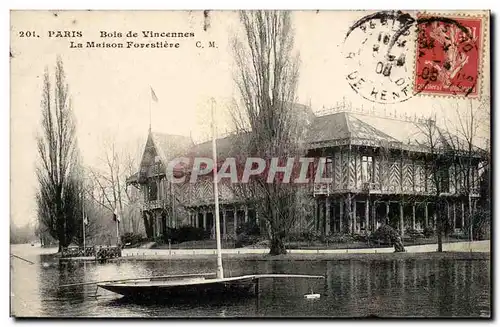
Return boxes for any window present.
[148,180,158,201]
[362,156,373,183]
[325,157,333,178]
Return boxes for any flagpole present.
[211,97,223,279]
[82,191,86,251]
[149,88,152,132]
[116,220,120,245]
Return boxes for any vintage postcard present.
[10,10,491,318]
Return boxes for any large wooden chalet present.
[126,107,485,240]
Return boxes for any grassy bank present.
[104,251,490,263]
[147,236,479,251]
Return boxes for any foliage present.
[121,232,145,247]
[405,228,425,240]
[162,226,208,244]
[10,223,36,244]
[36,57,81,251]
[286,231,322,242]
[230,11,303,256]
[324,233,355,244]
[236,221,260,236]
[466,208,491,241]
[235,221,261,247]
[370,224,400,245]
[423,226,435,238]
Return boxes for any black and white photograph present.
[9,9,491,318]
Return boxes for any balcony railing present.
[313,183,332,196]
[362,182,380,193]
[143,199,166,211]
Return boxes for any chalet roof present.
[306,111,451,152]
[150,131,194,163]
[187,132,251,159]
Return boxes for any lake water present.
[10,244,491,318]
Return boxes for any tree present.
[230,11,304,255]
[443,98,490,241]
[35,57,81,252]
[86,138,144,236]
[417,118,448,252]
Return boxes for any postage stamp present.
[343,11,419,104]
[343,11,486,103]
[415,14,484,97]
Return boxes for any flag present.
[83,213,88,226]
[150,86,158,102]
[113,207,121,223]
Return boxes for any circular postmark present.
[343,11,419,104]
[415,15,482,97]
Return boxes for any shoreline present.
[54,240,490,263]
[58,251,490,262]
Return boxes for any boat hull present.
[98,279,256,299]
[97,274,324,300]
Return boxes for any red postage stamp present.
[414,14,483,97]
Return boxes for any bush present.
[235,221,261,247]
[406,228,424,240]
[162,226,207,244]
[121,232,144,247]
[177,226,206,242]
[154,235,165,245]
[286,231,322,243]
[325,233,354,244]
[352,233,369,242]
[236,222,260,236]
[470,209,491,240]
[370,225,400,245]
[423,226,434,238]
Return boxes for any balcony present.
[143,199,166,211]
[362,182,380,193]
[313,183,332,196]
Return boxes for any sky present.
[10,10,490,227]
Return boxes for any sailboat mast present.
[211,98,224,279]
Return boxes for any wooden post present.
[244,206,249,223]
[372,201,377,231]
[222,209,226,238]
[453,202,456,230]
[326,197,331,235]
[152,212,156,237]
[319,200,325,234]
[447,202,451,231]
[400,202,404,236]
[234,207,238,238]
[203,210,207,230]
[339,199,344,233]
[425,203,429,227]
[346,196,352,234]
[353,200,357,233]
[386,202,390,225]
[314,200,319,231]
[365,198,370,232]
[461,201,465,231]
[412,203,416,230]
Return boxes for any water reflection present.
[10,244,490,318]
